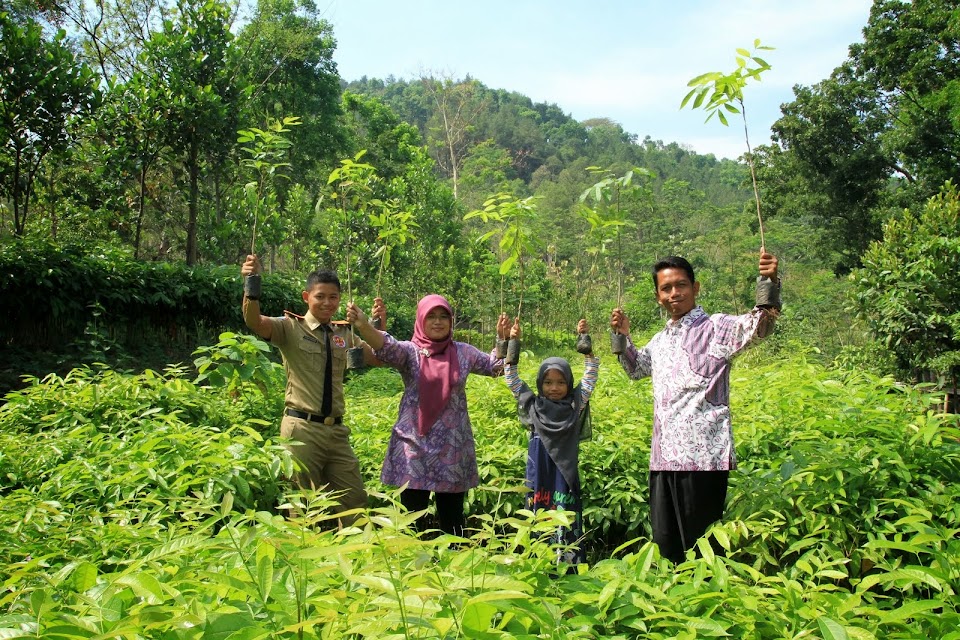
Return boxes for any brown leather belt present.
[285,409,342,425]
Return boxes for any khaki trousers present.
[280,415,367,525]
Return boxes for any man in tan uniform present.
[241,254,377,525]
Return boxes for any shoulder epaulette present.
[283,310,305,320]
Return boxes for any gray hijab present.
[516,357,591,488]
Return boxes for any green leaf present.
[352,574,398,597]
[460,601,497,634]
[256,553,273,602]
[204,611,267,640]
[817,617,849,640]
[115,573,165,605]
[220,491,234,517]
[878,600,943,624]
[500,253,518,275]
[69,561,98,592]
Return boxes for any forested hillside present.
[1,0,957,402]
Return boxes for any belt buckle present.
[323,416,336,426]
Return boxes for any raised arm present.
[580,354,600,406]
[712,252,783,360]
[503,318,524,394]
[577,318,599,406]
[241,254,273,340]
[610,307,652,379]
[346,301,385,351]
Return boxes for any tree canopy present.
[761,0,959,271]
[1,0,958,396]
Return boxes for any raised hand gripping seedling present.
[681,40,774,251]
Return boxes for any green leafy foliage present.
[579,166,655,307]
[763,0,960,271]
[368,184,419,297]
[238,116,302,256]
[193,331,281,397]
[0,12,99,235]
[0,238,303,393]
[680,40,774,127]
[465,193,540,318]
[854,182,960,397]
[3,342,958,637]
[143,0,241,265]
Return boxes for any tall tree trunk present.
[12,148,26,236]
[441,108,459,199]
[186,138,199,265]
[134,163,148,260]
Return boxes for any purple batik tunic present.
[618,306,776,472]
[376,334,501,493]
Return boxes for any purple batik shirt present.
[618,306,777,471]
[376,334,502,493]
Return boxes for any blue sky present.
[321,0,874,160]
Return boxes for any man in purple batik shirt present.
[610,251,780,563]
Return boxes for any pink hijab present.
[412,294,459,436]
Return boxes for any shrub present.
[1,344,958,638]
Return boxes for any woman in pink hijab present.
[347,295,505,536]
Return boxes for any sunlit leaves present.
[238,117,301,178]
[854,182,960,385]
[464,193,541,315]
[368,191,418,294]
[680,40,775,126]
[681,40,774,248]
[578,165,654,305]
[0,12,99,234]
[2,345,959,637]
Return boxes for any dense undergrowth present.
[1,335,958,638]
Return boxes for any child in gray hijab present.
[502,317,599,565]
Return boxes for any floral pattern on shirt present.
[375,334,501,493]
[618,306,776,471]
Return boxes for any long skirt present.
[525,432,585,564]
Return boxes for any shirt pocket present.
[297,337,326,371]
[331,344,348,375]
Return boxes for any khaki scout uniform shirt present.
[267,310,364,417]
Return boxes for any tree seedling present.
[579,166,651,353]
[239,116,301,300]
[465,193,540,363]
[680,40,774,251]
[369,189,418,329]
[326,150,377,368]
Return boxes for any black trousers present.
[649,470,729,563]
[400,488,466,537]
